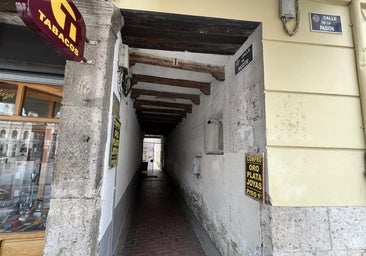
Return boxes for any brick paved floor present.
[122,170,206,256]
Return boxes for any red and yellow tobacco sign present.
[16,0,87,62]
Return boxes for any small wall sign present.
[310,13,342,34]
[110,118,121,168]
[235,44,253,75]
[245,153,264,201]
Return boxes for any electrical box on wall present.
[280,0,296,20]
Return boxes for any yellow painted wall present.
[267,148,366,206]
[263,0,365,206]
[266,93,364,149]
[113,0,366,206]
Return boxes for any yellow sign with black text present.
[245,153,264,201]
[110,118,121,168]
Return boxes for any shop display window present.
[0,81,62,120]
[0,82,17,116]
[23,89,61,118]
[0,122,58,233]
[0,80,62,233]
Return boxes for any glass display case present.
[0,122,58,233]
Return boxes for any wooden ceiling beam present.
[124,26,246,45]
[133,74,210,96]
[124,35,239,55]
[139,122,176,128]
[134,99,192,113]
[140,128,173,135]
[120,9,259,56]
[129,51,225,81]
[139,119,179,125]
[139,116,181,121]
[138,113,182,122]
[121,10,258,35]
[139,119,177,124]
[136,107,187,118]
[131,88,200,105]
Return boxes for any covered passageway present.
[2,1,365,255]
[0,3,264,255]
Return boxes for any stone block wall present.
[44,1,123,255]
[265,206,366,256]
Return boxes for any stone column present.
[44,1,123,255]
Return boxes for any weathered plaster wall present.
[44,1,127,255]
[166,26,265,256]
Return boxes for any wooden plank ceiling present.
[121,9,258,55]
[0,7,259,135]
[121,9,259,135]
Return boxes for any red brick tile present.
[121,171,205,256]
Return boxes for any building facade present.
[0,0,365,255]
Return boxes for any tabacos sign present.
[16,0,87,62]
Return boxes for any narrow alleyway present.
[118,170,219,256]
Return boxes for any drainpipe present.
[350,0,366,142]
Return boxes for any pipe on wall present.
[350,0,366,142]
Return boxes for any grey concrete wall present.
[44,1,123,255]
[266,206,366,256]
[166,25,266,256]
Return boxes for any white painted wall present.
[98,33,142,253]
[98,32,121,242]
[166,26,265,256]
[113,89,142,209]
